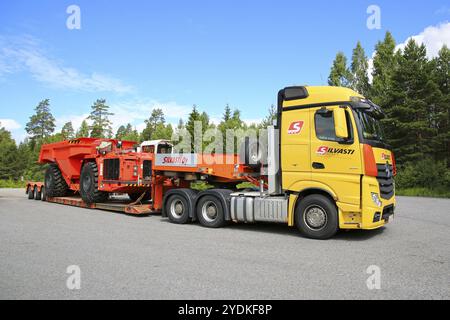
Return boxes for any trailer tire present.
[166,194,190,224]
[196,195,226,228]
[34,186,41,200]
[295,194,338,240]
[41,186,46,201]
[27,186,34,200]
[45,164,69,197]
[80,162,108,204]
[128,191,151,202]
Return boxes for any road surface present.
[0,188,449,299]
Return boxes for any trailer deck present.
[26,182,156,215]
[45,196,156,215]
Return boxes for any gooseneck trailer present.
[26,86,396,239]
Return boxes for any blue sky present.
[1,0,449,141]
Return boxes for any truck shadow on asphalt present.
[157,218,386,241]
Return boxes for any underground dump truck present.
[26,86,396,239]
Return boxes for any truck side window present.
[315,111,338,142]
[314,109,354,143]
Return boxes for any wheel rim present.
[201,201,218,222]
[170,199,185,219]
[303,205,328,231]
[82,174,92,192]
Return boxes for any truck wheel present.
[34,186,41,200]
[45,164,69,197]
[196,195,226,228]
[80,162,108,204]
[295,194,338,240]
[128,191,151,202]
[41,187,46,201]
[166,194,190,224]
[27,186,34,200]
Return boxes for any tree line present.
[329,31,449,194]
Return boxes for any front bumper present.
[338,176,396,230]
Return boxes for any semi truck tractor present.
[26,86,396,239]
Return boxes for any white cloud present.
[368,22,450,82]
[0,118,21,130]
[395,22,450,58]
[0,35,133,94]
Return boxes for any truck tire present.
[27,186,34,200]
[80,162,108,204]
[295,194,338,240]
[128,191,151,202]
[45,164,69,197]
[196,195,226,228]
[34,186,41,200]
[166,194,190,224]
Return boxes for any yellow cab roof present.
[282,86,365,108]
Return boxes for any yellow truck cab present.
[275,86,396,238]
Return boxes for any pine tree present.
[371,31,397,105]
[76,120,90,138]
[115,125,127,139]
[328,52,351,87]
[88,99,114,138]
[61,122,75,140]
[223,104,232,122]
[350,41,370,96]
[431,46,450,164]
[386,39,434,164]
[186,105,201,142]
[259,104,277,129]
[0,124,19,180]
[25,99,56,142]
[141,108,165,141]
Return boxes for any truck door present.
[310,105,362,205]
[281,107,311,188]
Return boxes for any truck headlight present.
[371,193,382,207]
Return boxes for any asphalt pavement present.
[0,188,449,299]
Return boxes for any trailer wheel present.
[45,164,69,197]
[166,194,190,224]
[34,186,42,200]
[196,195,226,228]
[41,186,46,201]
[80,162,108,204]
[128,191,151,202]
[295,194,338,240]
[27,186,34,200]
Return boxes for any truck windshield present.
[357,111,385,142]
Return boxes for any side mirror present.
[333,108,349,139]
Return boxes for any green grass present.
[396,188,450,198]
[0,179,26,188]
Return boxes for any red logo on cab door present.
[288,121,304,135]
[316,146,329,155]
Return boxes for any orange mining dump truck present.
[26,137,253,216]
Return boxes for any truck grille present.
[104,159,120,180]
[376,164,394,200]
[143,160,152,179]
